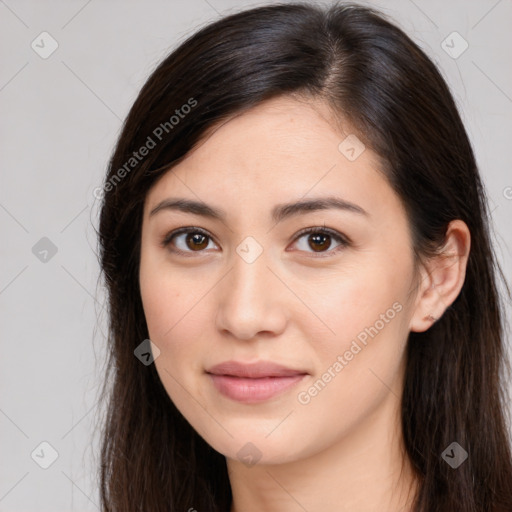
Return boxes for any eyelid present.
[292,225,349,243]
[161,225,350,256]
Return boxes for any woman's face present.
[139,95,423,465]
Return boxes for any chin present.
[198,426,312,467]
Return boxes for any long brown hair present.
[94,2,512,510]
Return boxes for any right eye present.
[161,227,220,256]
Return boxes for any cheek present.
[309,264,401,339]
[139,264,214,379]
[140,268,212,422]
[302,261,411,397]
[139,243,223,340]
[292,283,408,453]
[140,256,190,340]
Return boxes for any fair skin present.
[139,95,470,511]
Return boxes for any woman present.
[95,2,512,510]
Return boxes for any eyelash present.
[161,226,350,258]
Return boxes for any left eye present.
[291,227,349,255]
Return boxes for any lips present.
[206,360,308,403]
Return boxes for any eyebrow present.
[149,196,369,223]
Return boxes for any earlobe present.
[424,313,437,323]
[409,219,471,333]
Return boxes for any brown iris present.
[308,232,331,252]
[186,232,209,251]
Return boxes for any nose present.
[215,249,288,341]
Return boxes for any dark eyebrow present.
[271,196,369,223]
[150,198,225,220]
[149,196,369,222]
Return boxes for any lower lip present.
[208,373,307,403]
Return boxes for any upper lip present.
[206,360,308,378]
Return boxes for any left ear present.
[409,219,471,333]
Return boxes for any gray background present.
[1,0,511,510]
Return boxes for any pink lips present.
[206,360,308,403]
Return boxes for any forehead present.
[190,95,362,172]
[144,95,402,225]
